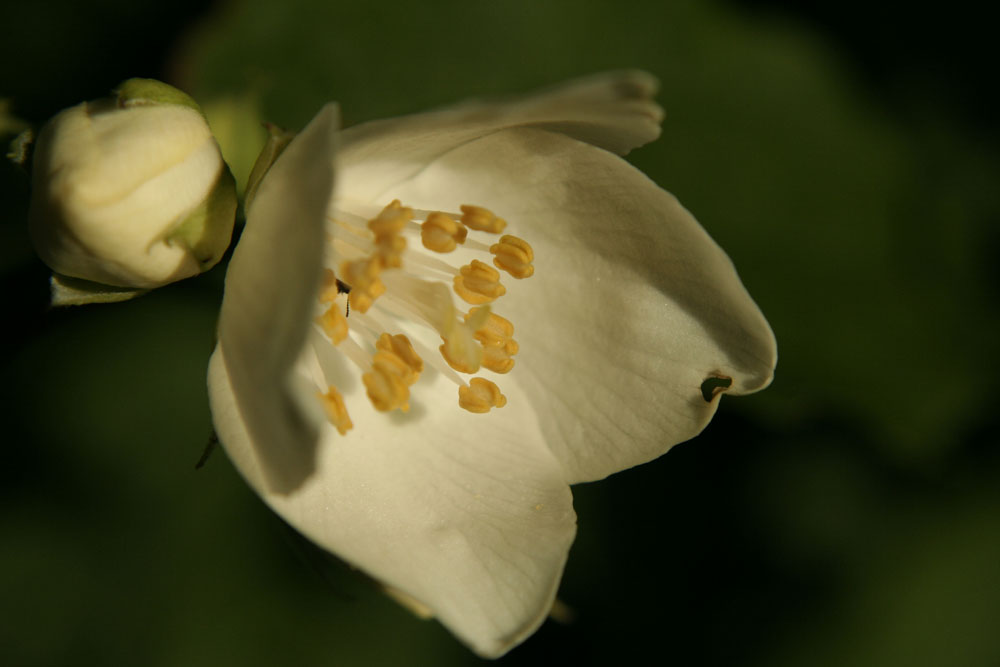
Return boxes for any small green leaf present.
[50,273,148,307]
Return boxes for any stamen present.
[454,259,506,305]
[314,199,533,428]
[363,353,412,412]
[458,377,507,413]
[439,305,490,373]
[363,332,423,412]
[490,235,535,279]
[376,333,423,376]
[461,205,507,233]
[328,208,372,228]
[374,233,406,269]
[350,302,468,391]
[439,327,483,373]
[466,308,514,346]
[385,245,459,280]
[330,235,375,263]
[341,258,385,313]
[421,212,468,253]
[368,200,411,269]
[316,304,348,344]
[318,386,353,435]
[325,323,374,373]
[481,344,517,373]
[331,217,371,241]
[368,200,412,237]
[466,307,518,373]
[379,274,455,336]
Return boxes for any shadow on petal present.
[215,348,320,495]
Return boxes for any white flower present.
[207,72,776,658]
[28,78,236,295]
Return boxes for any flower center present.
[311,199,535,435]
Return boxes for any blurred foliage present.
[200,91,267,197]
[2,0,998,665]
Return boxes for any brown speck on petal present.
[700,375,733,402]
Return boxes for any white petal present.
[336,71,662,204]
[208,346,576,658]
[386,127,777,483]
[213,104,339,494]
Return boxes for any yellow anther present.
[463,303,493,332]
[439,308,486,373]
[421,212,468,253]
[460,205,507,233]
[465,308,515,347]
[364,352,413,412]
[453,259,506,305]
[340,257,379,286]
[363,333,425,412]
[364,200,411,269]
[375,333,423,376]
[439,336,482,374]
[349,290,380,314]
[317,386,353,435]
[368,199,412,238]
[490,235,534,279]
[375,233,406,269]
[374,349,417,386]
[341,258,385,313]
[463,308,518,373]
[458,377,507,414]
[482,343,516,374]
[316,305,349,344]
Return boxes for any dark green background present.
[3,1,998,665]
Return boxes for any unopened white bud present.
[28,78,237,291]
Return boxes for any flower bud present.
[28,78,237,291]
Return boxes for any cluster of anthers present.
[314,200,535,435]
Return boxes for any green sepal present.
[168,166,238,269]
[114,78,203,116]
[50,273,148,307]
[243,122,296,212]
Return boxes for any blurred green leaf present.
[201,91,267,196]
